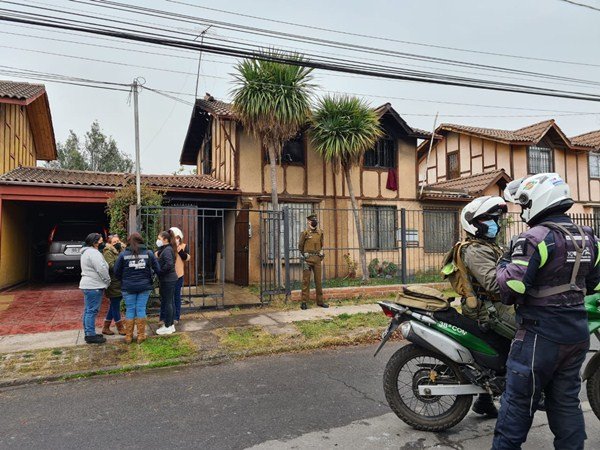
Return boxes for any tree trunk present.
[344,166,369,282]
[268,146,282,287]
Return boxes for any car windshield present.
[54,224,102,242]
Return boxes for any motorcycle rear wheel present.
[587,368,600,421]
[383,343,473,431]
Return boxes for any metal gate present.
[138,205,226,309]
[259,209,288,301]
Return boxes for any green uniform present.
[299,227,324,305]
[103,244,122,298]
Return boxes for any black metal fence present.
[135,205,600,308]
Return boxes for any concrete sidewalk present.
[0,303,381,353]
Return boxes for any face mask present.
[98,242,106,251]
[310,220,318,228]
[482,220,499,239]
[156,239,164,248]
[114,242,122,251]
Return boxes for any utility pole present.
[133,78,141,207]
[194,25,212,99]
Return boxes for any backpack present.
[395,285,449,311]
[441,241,477,304]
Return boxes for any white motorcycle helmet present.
[461,196,508,237]
[503,173,573,224]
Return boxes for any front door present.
[234,208,250,286]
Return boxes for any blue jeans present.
[105,296,122,322]
[123,291,151,320]
[82,289,104,337]
[160,280,177,327]
[174,276,184,321]
[493,330,589,450]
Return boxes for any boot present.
[101,320,114,335]
[124,319,135,344]
[85,334,106,344]
[300,302,308,310]
[115,320,126,336]
[472,394,498,418]
[317,302,329,308]
[136,318,147,344]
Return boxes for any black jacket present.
[157,245,178,283]
[114,246,161,293]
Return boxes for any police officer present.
[298,214,328,310]
[493,173,600,450]
[443,195,516,418]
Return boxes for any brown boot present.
[124,319,135,344]
[136,318,147,344]
[102,320,114,335]
[115,320,126,336]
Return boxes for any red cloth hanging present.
[386,168,398,191]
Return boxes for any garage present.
[0,166,239,290]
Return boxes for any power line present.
[558,0,600,11]
[165,0,600,69]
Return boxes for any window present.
[446,152,460,180]
[423,210,458,253]
[364,137,395,169]
[201,128,212,175]
[281,133,305,165]
[363,206,397,250]
[265,202,315,260]
[528,146,553,174]
[590,153,600,179]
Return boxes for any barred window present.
[590,153,600,179]
[528,146,553,174]
[265,203,315,260]
[423,210,458,253]
[446,152,460,180]
[364,137,395,169]
[363,206,397,250]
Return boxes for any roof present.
[0,80,57,161]
[438,120,556,144]
[193,96,234,119]
[0,166,237,193]
[420,169,511,202]
[0,80,46,103]
[571,130,600,150]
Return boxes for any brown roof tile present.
[423,169,511,196]
[438,120,557,144]
[196,96,234,118]
[571,130,600,150]
[0,80,46,102]
[0,167,236,191]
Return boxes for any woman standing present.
[79,232,111,344]
[102,234,125,336]
[114,233,160,344]
[169,227,190,324]
[156,230,178,335]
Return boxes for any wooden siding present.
[0,104,37,175]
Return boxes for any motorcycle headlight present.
[400,321,412,338]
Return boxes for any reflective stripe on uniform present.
[595,282,600,291]
[512,260,529,267]
[538,241,548,268]
[507,280,526,294]
[596,242,600,267]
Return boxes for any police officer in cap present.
[493,173,600,450]
[298,213,328,310]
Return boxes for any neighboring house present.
[179,94,430,284]
[0,166,239,289]
[418,119,597,213]
[0,80,57,174]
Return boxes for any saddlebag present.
[395,285,449,311]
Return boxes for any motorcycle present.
[374,294,600,431]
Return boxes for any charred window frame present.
[263,132,306,165]
[364,137,396,169]
[201,125,212,175]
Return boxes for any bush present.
[106,185,163,240]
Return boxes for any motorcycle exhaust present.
[400,321,475,364]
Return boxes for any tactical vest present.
[518,222,596,307]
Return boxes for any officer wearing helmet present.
[493,173,600,450]
[442,195,515,418]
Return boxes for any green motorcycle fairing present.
[586,294,600,334]
[432,321,498,356]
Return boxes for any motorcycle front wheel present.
[587,367,600,421]
[383,343,473,431]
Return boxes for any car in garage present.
[44,222,108,282]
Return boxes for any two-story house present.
[418,119,599,213]
[179,94,430,285]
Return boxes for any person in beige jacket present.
[169,227,190,323]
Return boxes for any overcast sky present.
[2,0,600,174]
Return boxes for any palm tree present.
[231,51,315,211]
[311,95,384,282]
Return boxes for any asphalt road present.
[0,343,598,449]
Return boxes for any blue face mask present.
[482,220,499,239]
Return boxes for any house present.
[418,119,597,213]
[0,80,57,174]
[179,95,431,285]
[0,166,239,290]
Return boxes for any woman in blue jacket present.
[114,232,160,344]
